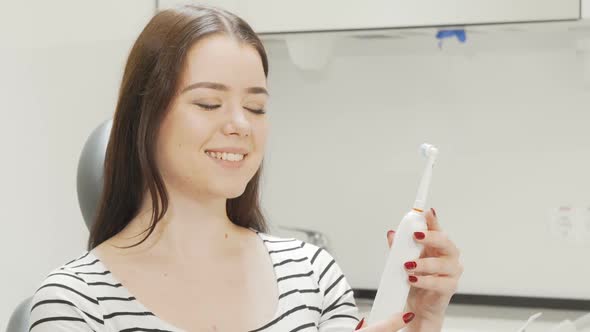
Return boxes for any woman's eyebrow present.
[181,81,269,95]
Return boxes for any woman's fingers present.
[355,317,366,330]
[389,228,459,257]
[413,230,460,257]
[404,257,463,277]
[357,312,415,331]
[425,208,441,231]
[407,274,459,295]
[386,230,395,248]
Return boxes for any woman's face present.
[156,34,269,200]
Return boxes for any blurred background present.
[1,1,589,331]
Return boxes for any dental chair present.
[6,120,112,332]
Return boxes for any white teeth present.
[206,151,245,161]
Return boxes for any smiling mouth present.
[204,150,248,163]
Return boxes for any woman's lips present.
[205,151,247,169]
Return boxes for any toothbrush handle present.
[368,210,427,325]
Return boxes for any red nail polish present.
[408,275,418,283]
[355,318,365,330]
[403,312,415,323]
[414,232,425,240]
[431,208,437,217]
[387,230,395,238]
[404,261,417,270]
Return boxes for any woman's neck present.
[106,188,248,262]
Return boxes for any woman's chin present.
[226,190,246,199]
[214,184,248,199]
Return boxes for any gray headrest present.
[76,119,112,230]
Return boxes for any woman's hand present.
[354,311,415,331]
[387,208,463,331]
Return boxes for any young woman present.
[29,5,462,332]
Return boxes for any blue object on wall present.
[436,29,467,48]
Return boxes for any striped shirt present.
[30,231,360,331]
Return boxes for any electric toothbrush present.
[368,143,439,325]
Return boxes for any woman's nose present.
[223,106,251,136]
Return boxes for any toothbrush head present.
[420,143,439,158]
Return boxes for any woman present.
[30,5,462,332]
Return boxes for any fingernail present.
[414,232,425,240]
[404,261,417,270]
[355,317,365,330]
[403,312,415,323]
[387,230,395,238]
[431,208,437,217]
[408,275,418,283]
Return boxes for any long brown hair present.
[88,5,269,250]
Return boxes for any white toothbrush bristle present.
[420,143,438,158]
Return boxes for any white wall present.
[0,1,154,330]
[259,26,590,302]
[260,26,590,330]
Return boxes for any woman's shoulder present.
[256,231,341,275]
[30,252,105,330]
[35,251,98,287]
[257,231,323,256]
[32,251,104,302]
[257,231,360,326]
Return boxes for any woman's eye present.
[194,103,220,110]
[245,107,266,115]
[194,103,265,114]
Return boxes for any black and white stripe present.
[29,231,359,331]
